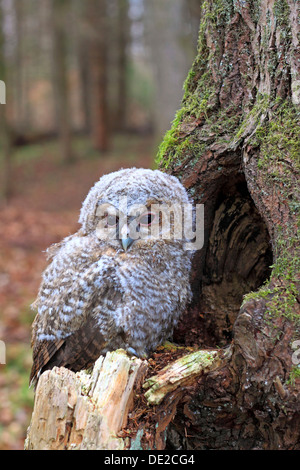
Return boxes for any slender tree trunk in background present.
[145,0,198,140]
[87,0,110,152]
[13,0,24,130]
[115,0,129,131]
[0,0,12,202]
[77,40,91,134]
[156,0,300,449]
[74,0,91,133]
[52,0,73,164]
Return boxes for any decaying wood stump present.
[25,347,222,450]
[25,350,147,450]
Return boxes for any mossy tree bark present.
[156,0,299,449]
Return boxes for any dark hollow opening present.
[174,174,273,348]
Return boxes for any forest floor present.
[0,132,155,450]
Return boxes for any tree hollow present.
[174,173,273,348]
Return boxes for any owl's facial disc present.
[120,211,157,251]
[96,200,178,250]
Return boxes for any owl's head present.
[79,168,194,252]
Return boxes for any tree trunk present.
[156,0,300,450]
[25,347,221,450]
[87,0,110,152]
[25,351,148,450]
[145,0,198,139]
[115,0,129,131]
[0,0,12,202]
[52,0,74,164]
[25,0,299,451]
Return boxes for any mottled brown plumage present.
[30,168,194,387]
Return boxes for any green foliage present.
[287,365,300,387]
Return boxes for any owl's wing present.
[29,236,123,387]
[29,338,64,386]
[29,315,109,387]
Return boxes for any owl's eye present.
[138,212,156,227]
[106,214,119,227]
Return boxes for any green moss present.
[157,1,234,169]
[252,99,300,195]
[250,95,299,309]
[248,0,261,23]
[242,284,273,304]
[235,99,299,326]
[156,109,186,168]
[205,0,234,26]
[234,94,270,142]
[244,229,299,327]
[274,0,290,27]
[287,366,300,386]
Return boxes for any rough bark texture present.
[156,0,300,450]
[25,347,222,450]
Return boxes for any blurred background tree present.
[0,0,201,449]
[0,0,12,201]
[0,0,201,190]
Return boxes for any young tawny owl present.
[30,168,194,387]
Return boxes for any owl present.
[30,168,194,387]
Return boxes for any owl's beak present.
[121,237,135,251]
[120,223,135,251]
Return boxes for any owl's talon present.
[126,347,148,359]
[127,347,138,357]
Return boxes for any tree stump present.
[25,350,148,450]
[25,347,222,450]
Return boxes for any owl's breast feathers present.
[30,225,192,388]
